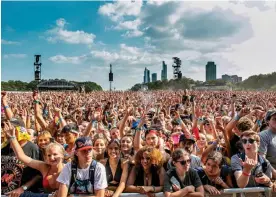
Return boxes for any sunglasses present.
[141,157,151,161]
[177,159,191,166]
[241,138,256,144]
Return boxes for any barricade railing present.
[1,188,275,197]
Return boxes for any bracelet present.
[4,105,9,109]
[152,186,156,192]
[234,115,240,121]
[242,171,251,177]
[33,100,40,104]
[176,118,182,124]
[8,136,16,141]
[136,127,142,131]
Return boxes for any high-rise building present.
[206,61,216,81]
[152,73,157,82]
[161,61,167,81]
[143,67,151,83]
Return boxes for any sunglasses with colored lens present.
[241,138,255,144]
[177,159,191,166]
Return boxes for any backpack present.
[68,160,97,195]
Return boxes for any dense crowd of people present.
[1,90,276,197]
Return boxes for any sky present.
[1,0,276,90]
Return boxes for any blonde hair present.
[45,142,66,160]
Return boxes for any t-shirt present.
[164,168,202,192]
[57,161,107,194]
[259,129,276,169]
[231,154,273,187]
[1,141,41,194]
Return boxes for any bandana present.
[16,126,31,142]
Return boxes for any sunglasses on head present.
[241,138,255,144]
[177,159,191,166]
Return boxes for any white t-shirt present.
[57,161,107,194]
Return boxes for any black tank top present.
[134,165,160,186]
[105,159,122,186]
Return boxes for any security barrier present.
[1,188,275,197]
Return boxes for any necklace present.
[145,172,150,186]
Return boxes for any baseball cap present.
[61,123,79,134]
[265,110,276,121]
[75,136,93,151]
[10,118,25,127]
[179,134,196,143]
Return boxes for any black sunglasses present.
[241,138,255,144]
[177,159,191,166]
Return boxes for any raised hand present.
[240,155,257,171]
[3,121,16,139]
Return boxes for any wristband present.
[8,136,16,141]
[152,186,156,192]
[33,100,40,104]
[234,115,240,121]
[4,105,9,109]
[136,127,142,131]
[242,171,251,177]
[176,118,182,124]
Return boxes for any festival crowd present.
[1,90,276,197]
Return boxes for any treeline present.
[130,77,199,91]
[1,79,103,92]
[130,72,276,91]
[237,72,276,90]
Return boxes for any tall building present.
[206,61,216,81]
[222,74,242,83]
[143,67,151,83]
[161,61,167,81]
[152,73,157,82]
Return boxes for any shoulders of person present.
[259,129,273,138]
[94,160,106,172]
[23,141,39,149]
[166,167,177,177]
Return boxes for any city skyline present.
[2,1,276,90]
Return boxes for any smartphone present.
[182,95,188,104]
[190,95,195,102]
[170,176,181,188]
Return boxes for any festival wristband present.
[176,118,182,124]
[242,171,251,177]
[8,136,16,141]
[4,105,9,109]
[234,115,240,121]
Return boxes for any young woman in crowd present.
[126,146,165,195]
[93,135,108,161]
[100,139,129,197]
[195,151,232,194]
[4,121,65,196]
[164,148,204,197]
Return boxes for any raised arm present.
[4,122,47,173]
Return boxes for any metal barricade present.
[1,188,275,197]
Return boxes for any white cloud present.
[98,0,143,22]
[3,54,27,58]
[46,18,96,45]
[49,55,87,64]
[1,39,20,45]
[114,19,141,30]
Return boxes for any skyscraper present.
[161,61,167,81]
[152,73,157,82]
[206,61,216,81]
[143,67,151,83]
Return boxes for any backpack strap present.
[89,160,97,194]
[69,161,78,195]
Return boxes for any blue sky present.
[2,1,276,90]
